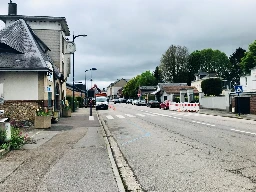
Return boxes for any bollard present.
[5,122,11,141]
[90,99,92,116]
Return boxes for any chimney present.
[8,0,17,16]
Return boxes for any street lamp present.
[90,68,97,87]
[85,69,89,96]
[72,33,87,112]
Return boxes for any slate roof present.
[0,19,52,71]
[162,85,199,94]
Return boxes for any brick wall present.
[250,95,256,114]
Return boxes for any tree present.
[187,50,202,85]
[227,47,246,85]
[198,49,231,79]
[241,40,256,75]
[159,45,190,83]
[122,75,140,98]
[136,71,157,87]
[201,78,222,96]
[153,66,163,84]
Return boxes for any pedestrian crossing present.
[105,111,208,120]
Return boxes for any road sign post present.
[235,86,243,116]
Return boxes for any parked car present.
[137,100,146,106]
[113,99,120,104]
[119,98,127,103]
[159,100,169,110]
[132,100,139,105]
[147,100,160,108]
[126,99,133,104]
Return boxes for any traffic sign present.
[235,85,243,94]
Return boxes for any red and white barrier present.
[169,102,200,112]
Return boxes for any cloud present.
[1,0,256,89]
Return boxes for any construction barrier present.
[169,102,200,112]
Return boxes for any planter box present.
[63,109,71,117]
[34,116,51,129]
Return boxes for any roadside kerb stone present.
[97,112,143,192]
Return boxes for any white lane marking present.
[168,116,173,118]
[89,116,94,120]
[194,114,200,116]
[161,114,169,117]
[144,113,157,116]
[191,121,215,126]
[177,118,182,120]
[136,114,146,117]
[116,115,125,119]
[106,115,114,119]
[125,114,136,117]
[230,129,256,136]
[173,117,177,119]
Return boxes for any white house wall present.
[191,80,203,92]
[240,68,256,92]
[0,72,38,100]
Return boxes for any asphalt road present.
[98,102,256,191]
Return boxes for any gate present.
[235,97,250,114]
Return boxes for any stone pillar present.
[187,89,194,103]
[180,90,186,103]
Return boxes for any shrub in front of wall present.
[201,78,222,96]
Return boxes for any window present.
[245,77,248,86]
[48,92,52,107]
[164,96,167,101]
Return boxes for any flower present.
[36,107,51,116]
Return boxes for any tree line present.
[123,40,256,98]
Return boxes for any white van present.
[96,96,108,110]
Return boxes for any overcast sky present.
[1,0,256,89]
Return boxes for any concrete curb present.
[96,112,126,192]
[97,112,143,191]
[0,146,10,159]
[199,112,256,120]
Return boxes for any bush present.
[76,96,84,108]
[0,129,6,145]
[201,78,222,96]
[66,96,78,111]
[9,127,26,150]
[0,127,27,150]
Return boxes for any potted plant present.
[34,107,52,129]
[63,100,72,117]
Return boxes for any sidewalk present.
[199,108,256,121]
[0,108,120,192]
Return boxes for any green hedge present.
[66,96,78,111]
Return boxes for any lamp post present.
[72,33,87,112]
[90,68,97,88]
[84,70,89,107]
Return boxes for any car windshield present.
[96,97,107,102]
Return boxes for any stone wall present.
[0,100,40,123]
